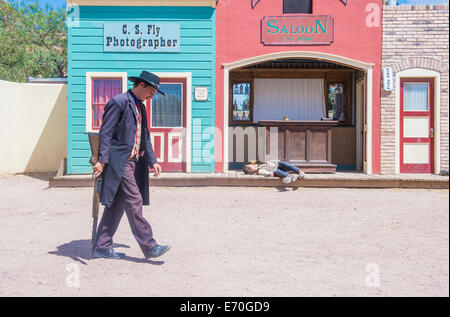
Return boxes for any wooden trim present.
[222,52,375,71]
[67,0,217,7]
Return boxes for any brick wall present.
[381,5,449,174]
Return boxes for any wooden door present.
[400,78,434,173]
[146,78,187,172]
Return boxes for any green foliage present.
[0,0,67,82]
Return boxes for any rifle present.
[88,133,102,256]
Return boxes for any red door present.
[146,78,187,172]
[400,78,434,173]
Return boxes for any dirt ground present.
[0,174,448,297]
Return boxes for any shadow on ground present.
[21,172,57,182]
[275,186,299,192]
[48,239,164,265]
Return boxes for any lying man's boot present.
[92,248,125,260]
[282,175,293,184]
[297,170,306,179]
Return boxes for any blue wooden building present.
[66,0,217,174]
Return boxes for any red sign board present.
[261,16,334,45]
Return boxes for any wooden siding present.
[67,6,216,174]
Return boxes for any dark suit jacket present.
[98,91,157,207]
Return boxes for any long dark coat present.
[98,91,157,207]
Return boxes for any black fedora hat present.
[128,71,165,95]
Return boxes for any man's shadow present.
[48,239,164,265]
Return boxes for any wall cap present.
[383,4,449,11]
[66,0,218,8]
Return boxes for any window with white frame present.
[283,0,313,14]
[85,72,127,133]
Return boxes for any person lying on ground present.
[243,161,306,184]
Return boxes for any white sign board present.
[104,23,180,53]
[383,67,394,91]
[195,87,209,101]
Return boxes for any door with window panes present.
[400,78,434,173]
[145,78,186,172]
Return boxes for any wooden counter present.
[259,120,339,173]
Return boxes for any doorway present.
[146,78,187,172]
[399,78,435,173]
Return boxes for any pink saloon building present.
[215,0,383,174]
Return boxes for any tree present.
[0,0,67,82]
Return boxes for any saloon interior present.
[228,58,367,173]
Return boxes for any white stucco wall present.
[0,80,67,174]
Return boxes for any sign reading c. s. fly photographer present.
[104,23,180,52]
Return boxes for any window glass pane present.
[232,83,251,121]
[152,83,182,127]
[92,79,122,130]
[283,0,312,14]
[404,83,429,111]
[328,83,345,122]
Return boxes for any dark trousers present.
[94,160,157,255]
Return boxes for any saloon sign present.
[261,16,334,45]
[252,0,348,8]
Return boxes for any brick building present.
[381,4,449,174]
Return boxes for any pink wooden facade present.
[215,0,383,174]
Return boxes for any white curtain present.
[404,83,429,111]
[253,78,325,122]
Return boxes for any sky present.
[40,0,66,9]
[10,0,67,9]
[9,0,450,9]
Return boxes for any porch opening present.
[228,58,367,173]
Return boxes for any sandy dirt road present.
[0,174,448,297]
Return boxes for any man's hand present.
[152,163,162,177]
[93,162,105,179]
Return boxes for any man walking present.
[92,71,170,260]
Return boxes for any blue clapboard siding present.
[67,6,215,174]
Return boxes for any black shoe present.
[145,245,171,259]
[92,248,125,260]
